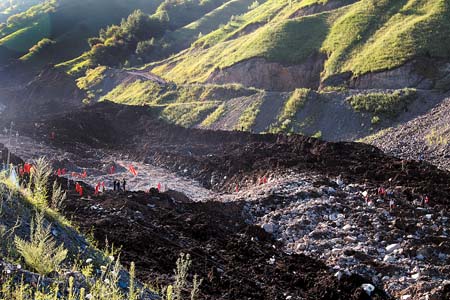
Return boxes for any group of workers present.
[113,179,127,192]
[361,184,430,212]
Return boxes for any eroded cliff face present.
[324,58,450,91]
[207,52,326,91]
[349,61,435,90]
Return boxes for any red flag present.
[157,182,162,192]
[24,163,31,174]
[61,168,66,175]
[129,165,137,176]
[235,184,239,193]
[57,169,61,176]
[94,183,100,196]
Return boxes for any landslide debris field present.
[3,101,450,299]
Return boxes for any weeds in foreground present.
[1,157,204,299]
[14,211,68,275]
[165,253,203,300]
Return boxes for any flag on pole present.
[129,165,137,176]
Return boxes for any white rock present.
[334,271,343,280]
[362,283,375,296]
[401,295,411,300]
[386,243,401,253]
[411,273,420,280]
[383,255,396,263]
[342,224,352,231]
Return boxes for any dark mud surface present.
[12,101,450,205]
[61,186,390,300]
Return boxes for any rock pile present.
[242,174,450,299]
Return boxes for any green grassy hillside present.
[57,0,237,75]
[0,0,164,66]
[150,0,450,85]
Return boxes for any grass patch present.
[200,103,226,127]
[161,102,219,127]
[426,126,449,146]
[347,88,417,118]
[76,66,108,90]
[322,0,450,78]
[102,80,256,106]
[235,97,263,131]
[269,88,310,133]
[153,9,333,83]
[160,0,255,54]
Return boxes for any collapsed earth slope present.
[2,101,450,299]
[365,97,450,171]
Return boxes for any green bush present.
[347,89,417,118]
[371,115,380,125]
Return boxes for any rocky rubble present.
[240,174,450,300]
[368,97,450,171]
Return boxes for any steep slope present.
[363,96,450,171]
[0,0,163,67]
[150,0,450,91]
[57,0,237,75]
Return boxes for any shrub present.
[14,211,68,275]
[371,115,380,125]
[51,180,66,211]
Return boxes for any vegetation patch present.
[269,88,310,133]
[19,37,55,61]
[235,97,263,131]
[347,88,417,118]
[161,102,219,127]
[426,126,449,146]
[200,103,226,127]
[76,66,108,91]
